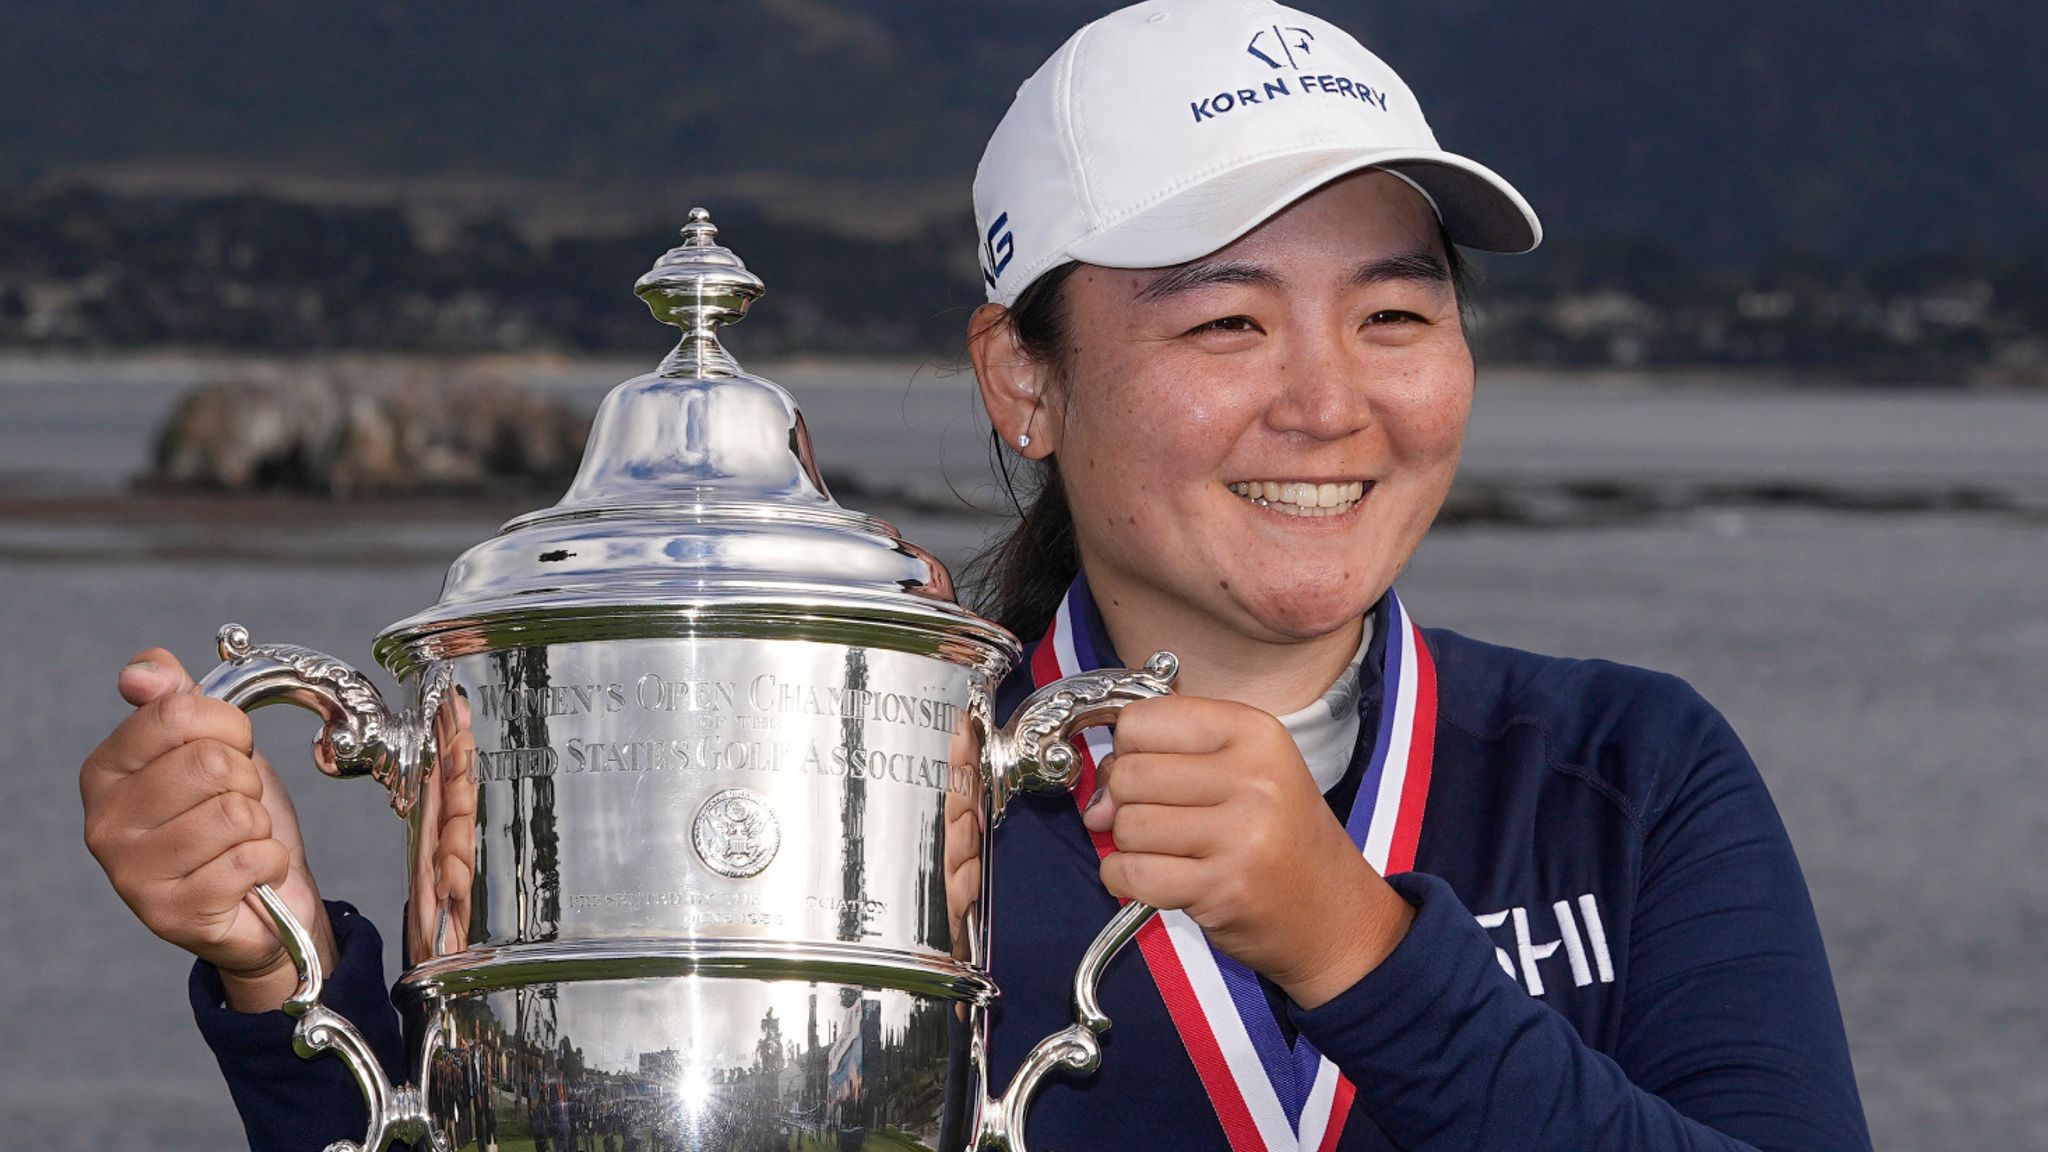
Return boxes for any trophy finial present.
[681,207,717,246]
[635,208,765,378]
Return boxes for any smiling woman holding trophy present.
[81,2,1870,1150]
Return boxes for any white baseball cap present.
[974,0,1542,307]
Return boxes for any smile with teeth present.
[1229,480,1368,517]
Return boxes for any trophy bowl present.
[195,210,1173,1152]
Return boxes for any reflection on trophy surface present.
[408,685,478,962]
[194,211,1176,1152]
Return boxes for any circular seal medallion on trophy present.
[691,788,782,878]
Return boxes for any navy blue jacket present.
[193,598,1870,1151]
[982,596,1870,1151]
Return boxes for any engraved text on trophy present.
[455,640,980,956]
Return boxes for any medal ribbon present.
[1031,575,1437,1152]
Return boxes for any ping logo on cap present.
[983,212,1015,289]
[1247,24,1315,69]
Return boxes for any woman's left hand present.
[1082,695,1416,1009]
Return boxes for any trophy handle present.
[984,650,1179,807]
[198,623,444,1152]
[980,651,1179,1152]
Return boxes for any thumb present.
[117,647,197,706]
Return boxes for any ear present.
[968,302,1058,458]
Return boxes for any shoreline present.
[7,360,2044,566]
[0,490,538,526]
[2,473,2037,539]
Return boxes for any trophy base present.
[411,962,990,1152]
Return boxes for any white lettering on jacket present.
[1475,893,1614,997]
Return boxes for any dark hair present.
[964,261,1082,641]
[964,230,1472,643]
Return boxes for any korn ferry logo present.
[982,212,1014,289]
[1192,24,1388,124]
[1247,24,1315,69]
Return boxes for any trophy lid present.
[376,209,1014,672]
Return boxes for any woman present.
[962,3,1867,1149]
[82,2,1871,1149]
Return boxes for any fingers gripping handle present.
[201,623,431,806]
[199,624,440,1152]
[981,651,1178,1152]
[985,649,1180,805]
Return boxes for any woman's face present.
[1045,170,1473,647]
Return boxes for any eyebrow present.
[1135,259,1278,302]
[1134,249,1451,303]
[1348,249,1453,289]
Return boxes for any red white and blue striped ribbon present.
[1032,575,1437,1152]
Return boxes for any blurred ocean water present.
[1,360,2043,1150]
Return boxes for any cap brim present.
[1066,146,1541,270]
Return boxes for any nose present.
[1263,332,1372,440]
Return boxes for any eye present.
[1364,309,1427,326]
[1187,315,1264,336]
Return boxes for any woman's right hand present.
[80,647,337,1013]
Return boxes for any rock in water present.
[147,361,591,497]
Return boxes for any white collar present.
[1273,615,1372,795]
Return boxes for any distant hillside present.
[0,0,2040,262]
[7,186,2041,382]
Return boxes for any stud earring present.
[1016,433,1032,449]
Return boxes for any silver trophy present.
[196,210,1174,1152]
